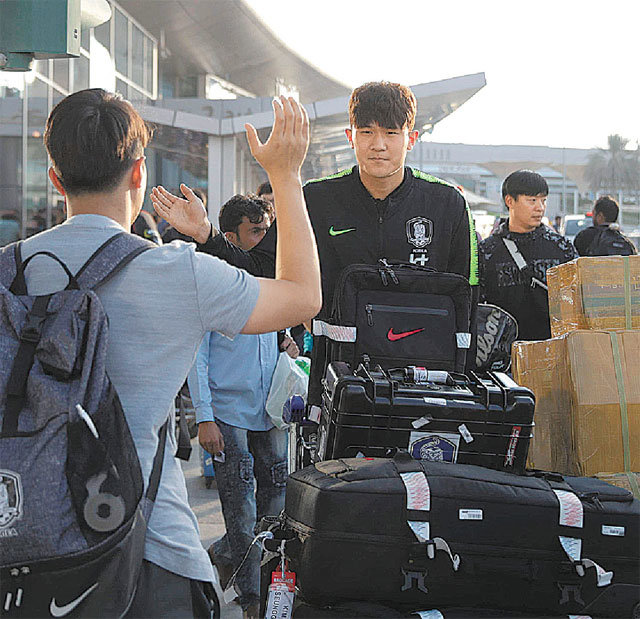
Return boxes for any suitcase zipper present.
[364,304,449,327]
[331,262,466,323]
[285,516,410,546]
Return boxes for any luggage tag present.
[264,541,295,619]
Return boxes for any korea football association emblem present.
[0,470,23,529]
[406,217,433,248]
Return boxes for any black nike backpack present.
[309,260,472,406]
[586,226,637,256]
[0,232,169,618]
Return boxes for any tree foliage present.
[586,134,640,194]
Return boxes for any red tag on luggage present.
[265,570,295,619]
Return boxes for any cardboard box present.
[513,330,640,478]
[594,472,640,496]
[512,337,575,474]
[547,255,640,337]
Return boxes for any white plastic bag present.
[265,355,310,430]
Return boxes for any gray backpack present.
[0,232,167,618]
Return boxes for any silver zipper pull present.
[365,304,374,326]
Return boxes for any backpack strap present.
[74,231,154,290]
[585,227,606,256]
[2,294,53,435]
[0,232,154,293]
[142,418,170,522]
[502,238,548,291]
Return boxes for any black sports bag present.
[309,260,472,408]
[276,454,640,617]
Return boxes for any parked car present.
[560,214,589,244]
[626,229,640,252]
[473,211,497,240]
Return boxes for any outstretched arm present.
[151,182,273,275]
[154,97,321,333]
[240,97,321,332]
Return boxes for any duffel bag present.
[280,453,640,617]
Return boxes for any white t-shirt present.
[20,214,260,583]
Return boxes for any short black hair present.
[502,170,549,203]
[349,82,417,131]
[594,195,619,222]
[256,181,272,196]
[44,88,152,195]
[218,194,270,234]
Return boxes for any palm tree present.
[586,134,640,195]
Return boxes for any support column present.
[573,190,579,214]
[208,135,236,225]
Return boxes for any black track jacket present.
[197,166,478,403]
[198,166,478,319]
[478,221,577,341]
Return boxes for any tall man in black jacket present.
[152,82,478,404]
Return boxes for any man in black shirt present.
[478,170,577,341]
[573,195,637,256]
[152,82,478,402]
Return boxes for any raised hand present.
[150,183,211,244]
[245,96,309,180]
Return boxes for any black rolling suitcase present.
[316,362,535,474]
[309,261,472,409]
[273,454,640,617]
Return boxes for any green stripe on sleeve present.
[305,167,354,185]
[411,169,478,284]
[466,203,479,286]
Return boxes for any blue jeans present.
[212,420,287,609]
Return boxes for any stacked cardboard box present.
[547,255,640,336]
[513,256,639,496]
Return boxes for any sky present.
[245,0,640,150]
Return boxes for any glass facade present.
[0,0,160,245]
[149,126,209,202]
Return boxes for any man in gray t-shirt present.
[22,88,320,618]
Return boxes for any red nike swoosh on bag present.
[387,328,425,341]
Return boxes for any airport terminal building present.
[2,0,597,245]
[0,0,492,244]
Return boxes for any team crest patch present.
[406,217,433,248]
[408,432,460,463]
[0,470,23,529]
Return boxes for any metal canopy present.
[138,72,487,180]
[116,0,350,101]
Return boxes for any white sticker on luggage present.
[408,520,430,543]
[400,472,431,511]
[422,397,447,407]
[601,525,625,537]
[558,536,613,587]
[559,535,582,562]
[413,611,444,619]
[456,332,471,349]
[412,415,432,429]
[308,405,321,424]
[459,509,483,520]
[580,558,614,587]
[458,424,474,443]
[311,320,356,342]
[553,489,584,528]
